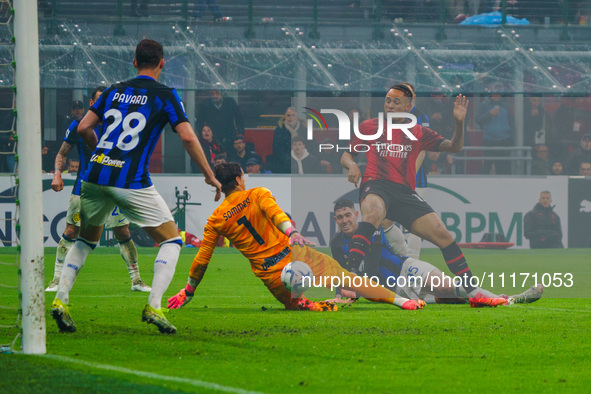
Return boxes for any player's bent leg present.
[411,213,487,298]
[345,194,387,273]
[382,219,409,256]
[113,225,151,292]
[141,235,181,334]
[261,268,337,312]
[294,245,424,310]
[46,226,78,292]
[48,194,82,291]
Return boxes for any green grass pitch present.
[1,247,591,393]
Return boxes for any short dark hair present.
[401,82,416,96]
[135,39,164,69]
[334,199,355,212]
[388,84,413,98]
[292,136,305,144]
[90,86,107,102]
[215,162,243,194]
[234,134,245,143]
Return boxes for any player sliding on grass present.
[168,162,425,312]
[341,84,505,304]
[330,199,544,306]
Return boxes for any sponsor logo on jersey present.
[90,153,125,168]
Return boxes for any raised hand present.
[453,94,469,122]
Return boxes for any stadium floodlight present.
[15,0,46,354]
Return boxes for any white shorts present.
[394,258,436,300]
[66,194,130,229]
[80,182,174,228]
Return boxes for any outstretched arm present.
[51,142,74,192]
[341,151,361,187]
[439,94,469,153]
[167,224,220,309]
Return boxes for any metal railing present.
[451,146,532,175]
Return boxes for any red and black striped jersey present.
[350,117,444,190]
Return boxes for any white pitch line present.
[43,354,264,394]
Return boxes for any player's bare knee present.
[63,224,79,240]
[113,225,131,241]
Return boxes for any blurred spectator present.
[551,97,591,158]
[62,158,79,174]
[579,161,591,176]
[213,152,227,167]
[488,0,519,16]
[523,97,545,148]
[60,100,85,136]
[0,131,15,173]
[191,125,223,173]
[192,0,223,21]
[424,150,453,174]
[130,0,149,17]
[196,90,244,152]
[421,93,454,140]
[245,157,271,174]
[476,93,513,174]
[318,138,342,174]
[524,191,564,249]
[270,107,321,174]
[531,144,550,175]
[566,133,591,174]
[550,160,564,175]
[270,107,305,174]
[291,136,324,174]
[227,135,261,171]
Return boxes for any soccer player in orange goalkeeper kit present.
[168,162,425,312]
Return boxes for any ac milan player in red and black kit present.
[340,84,506,306]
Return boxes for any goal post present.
[14,0,46,354]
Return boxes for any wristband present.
[185,283,196,296]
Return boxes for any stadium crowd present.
[3,89,591,176]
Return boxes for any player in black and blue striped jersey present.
[51,39,222,335]
[46,86,151,294]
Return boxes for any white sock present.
[392,294,411,308]
[406,233,422,259]
[52,236,75,281]
[148,241,181,310]
[55,239,95,304]
[383,224,408,255]
[119,238,140,282]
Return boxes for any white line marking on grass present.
[43,354,264,394]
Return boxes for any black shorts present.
[359,180,434,230]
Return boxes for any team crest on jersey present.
[72,213,81,223]
[90,153,125,168]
